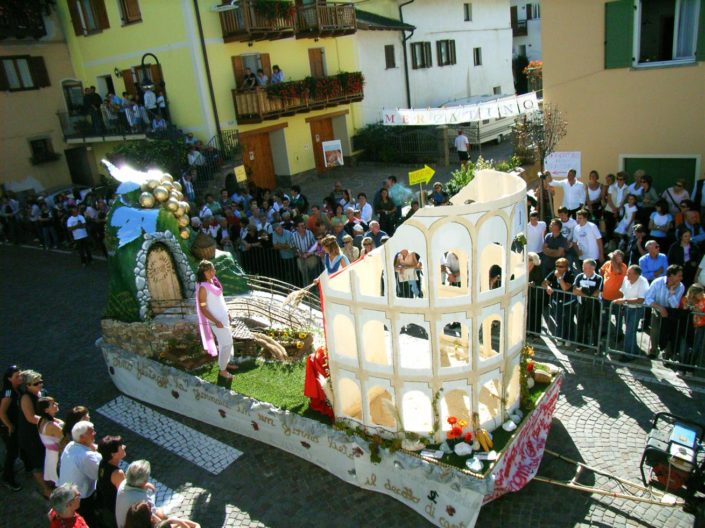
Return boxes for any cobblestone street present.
[0,245,702,527]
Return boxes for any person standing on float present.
[195,260,236,380]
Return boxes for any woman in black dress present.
[18,369,52,498]
[0,365,23,491]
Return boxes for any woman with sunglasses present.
[358,236,375,260]
[18,370,53,498]
[0,365,23,491]
[37,396,64,485]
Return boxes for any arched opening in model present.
[510,203,527,281]
[388,225,427,301]
[367,385,396,429]
[361,317,392,367]
[338,377,363,421]
[398,321,431,370]
[479,216,507,293]
[441,388,472,432]
[478,314,502,360]
[439,320,470,368]
[432,222,472,299]
[401,388,433,433]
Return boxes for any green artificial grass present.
[198,359,331,424]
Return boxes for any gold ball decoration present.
[161,173,173,183]
[178,215,190,227]
[172,181,182,192]
[141,182,151,192]
[147,179,160,190]
[179,227,191,239]
[139,192,156,208]
[166,198,179,212]
[161,181,173,193]
[153,186,169,202]
[174,205,185,218]
[170,190,183,201]
[179,201,190,214]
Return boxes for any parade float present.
[97,162,562,528]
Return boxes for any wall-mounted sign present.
[234,165,247,183]
[322,139,344,167]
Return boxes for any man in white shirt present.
[66,206,92,266]
[572,208,604,265]
[546,169,585,217]
[526,210,546,255]
[454,129,470,168]
[357,192,373,224]
[644,264,685,358]
[612,264,649,360]
[115,460,166,528]
[143,87,157,118]
[58,421,102,526]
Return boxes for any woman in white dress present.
[36,397,63,485]
[195,260,236,380]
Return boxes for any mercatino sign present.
[382,93,539,126]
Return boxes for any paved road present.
[0,245,701,527]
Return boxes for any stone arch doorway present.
[146,243,183,314]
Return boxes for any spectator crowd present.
[1,366,200,527]
[527,169,705,374]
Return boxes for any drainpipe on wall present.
[399,0,415,108]
[192,0,223,148]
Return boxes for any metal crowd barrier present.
[527,284,705,379]
[233,246,323,288]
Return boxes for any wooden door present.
[241,132,276,189]
[308,48,326,78]
[309,117,334,173]
[147,244,183,313]
[510,6,518,27]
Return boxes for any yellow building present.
[48,0,386,189]
[542,0,705,191]
[0,4,78,193]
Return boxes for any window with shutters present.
[411,42,432,69]
[605,0,704,69]
[436,40,456,66]
[464,3,472,21]
[117,0,142,25]
[0,56,50,92]
[68,0,110,36]
[384,44,396,69]
[473,47,482,66]
[636,0,700,64]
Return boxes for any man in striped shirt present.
[291,220,319,285]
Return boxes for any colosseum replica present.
[319,169,527,442]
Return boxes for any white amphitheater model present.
[319,169,527,442]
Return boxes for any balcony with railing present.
[218,0,356,42]
[0,0,47,40]
[232,71,364,124]
[512,19,527,37]
[295,2,356,38]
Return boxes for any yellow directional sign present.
[234,165,247,183]
[408,165,435,186]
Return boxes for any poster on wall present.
[544,151,581,178]
[322,140,344,167]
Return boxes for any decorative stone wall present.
[134,231,197,319]
[101,316,200,359]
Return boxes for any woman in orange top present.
[600,250,627,340]
[678,284,705,376]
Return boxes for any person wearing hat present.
[352,223,365,249]
[429,182,448,206]
[662,179,690,216]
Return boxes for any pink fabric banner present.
[484,374,563,503]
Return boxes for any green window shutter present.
[604,0,634,69]
[697,0,705,61]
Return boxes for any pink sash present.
[196,278,223,357]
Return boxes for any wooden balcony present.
[295,3,356,38]
[218,0,295,43]
[0,0,47,40]
[232,72,364,124]
[218,1,356,42]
